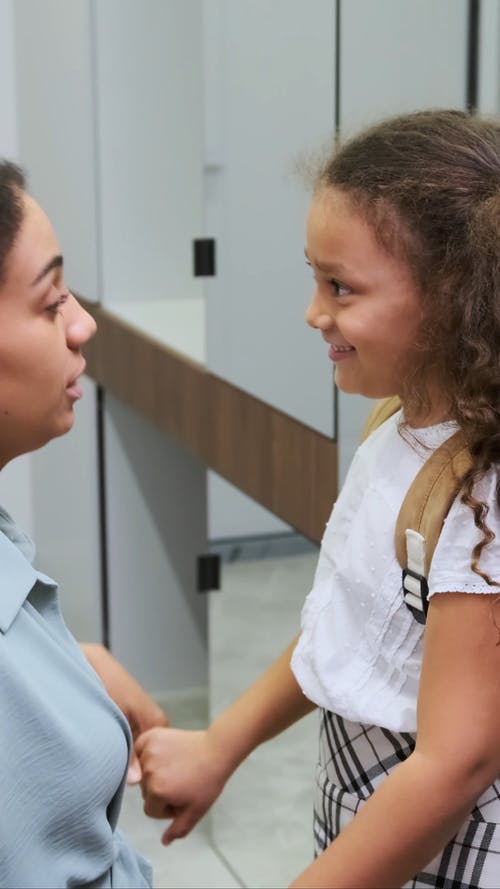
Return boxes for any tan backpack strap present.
[360,395,402,441]
[360,400,473,623]
[395,430,473,575]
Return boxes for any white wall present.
[104,396,208,692]
[30,377,103,642]
[0,0,18,161]
[14,0,100,300]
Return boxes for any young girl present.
[0,160,168,887]
[136,109,500,888]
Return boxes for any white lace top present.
[291,410,500,732]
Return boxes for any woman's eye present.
[46,291,69,315]
[329,278,351,298]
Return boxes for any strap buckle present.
[402,568,429,625]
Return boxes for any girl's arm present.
[291,591,500,889]
[136,634,316,843]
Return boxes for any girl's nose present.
[305,289,334,331]
[66,294,97,349]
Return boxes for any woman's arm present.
[291,591,500,888]
[80,642,169,781]
[136,634,316,842]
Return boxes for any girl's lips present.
[328,344,356,362]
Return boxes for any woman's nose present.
[305,288,334,331]
[66,294,97,349]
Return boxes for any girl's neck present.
[400,392,452,429]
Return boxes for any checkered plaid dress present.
[314,710,500,888]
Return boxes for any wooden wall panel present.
[81,299,337,544]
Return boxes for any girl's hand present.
[135,727,230,844]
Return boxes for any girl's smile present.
[305,187,423,401]
[325,339,356,361]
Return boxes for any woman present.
[0,159,165,888]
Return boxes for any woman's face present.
[305,187,423,400]
[0,193,96,466]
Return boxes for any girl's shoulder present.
[429,462,500,595]
[358,410,463,474]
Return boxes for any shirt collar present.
[0,509,39,633]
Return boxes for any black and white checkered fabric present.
[314,710,500,888]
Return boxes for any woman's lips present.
[66,362,86,399]
[66,381,83,400]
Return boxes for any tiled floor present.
[118,550,319,889]
[119,786,242,889]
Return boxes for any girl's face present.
[0,193,96,466]
[305,187,423,401]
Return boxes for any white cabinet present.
[478,0,500,113]
[340,0,468,135]
[203,0,337,437]
[93,0,204,307]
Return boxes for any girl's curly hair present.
[316,109,500,584]
[0,160,26,285]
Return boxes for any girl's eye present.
[305,261,352,298]
[329,278,351,298]
[46,291,69,316]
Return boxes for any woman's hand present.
[80,642,169,782]
[135,727,230,844]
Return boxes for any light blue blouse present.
[0,507,152,888]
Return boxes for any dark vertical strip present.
[466,0,480,112]
[96,385,110,649]
[334,0,341,136]
[89,2,109,646]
